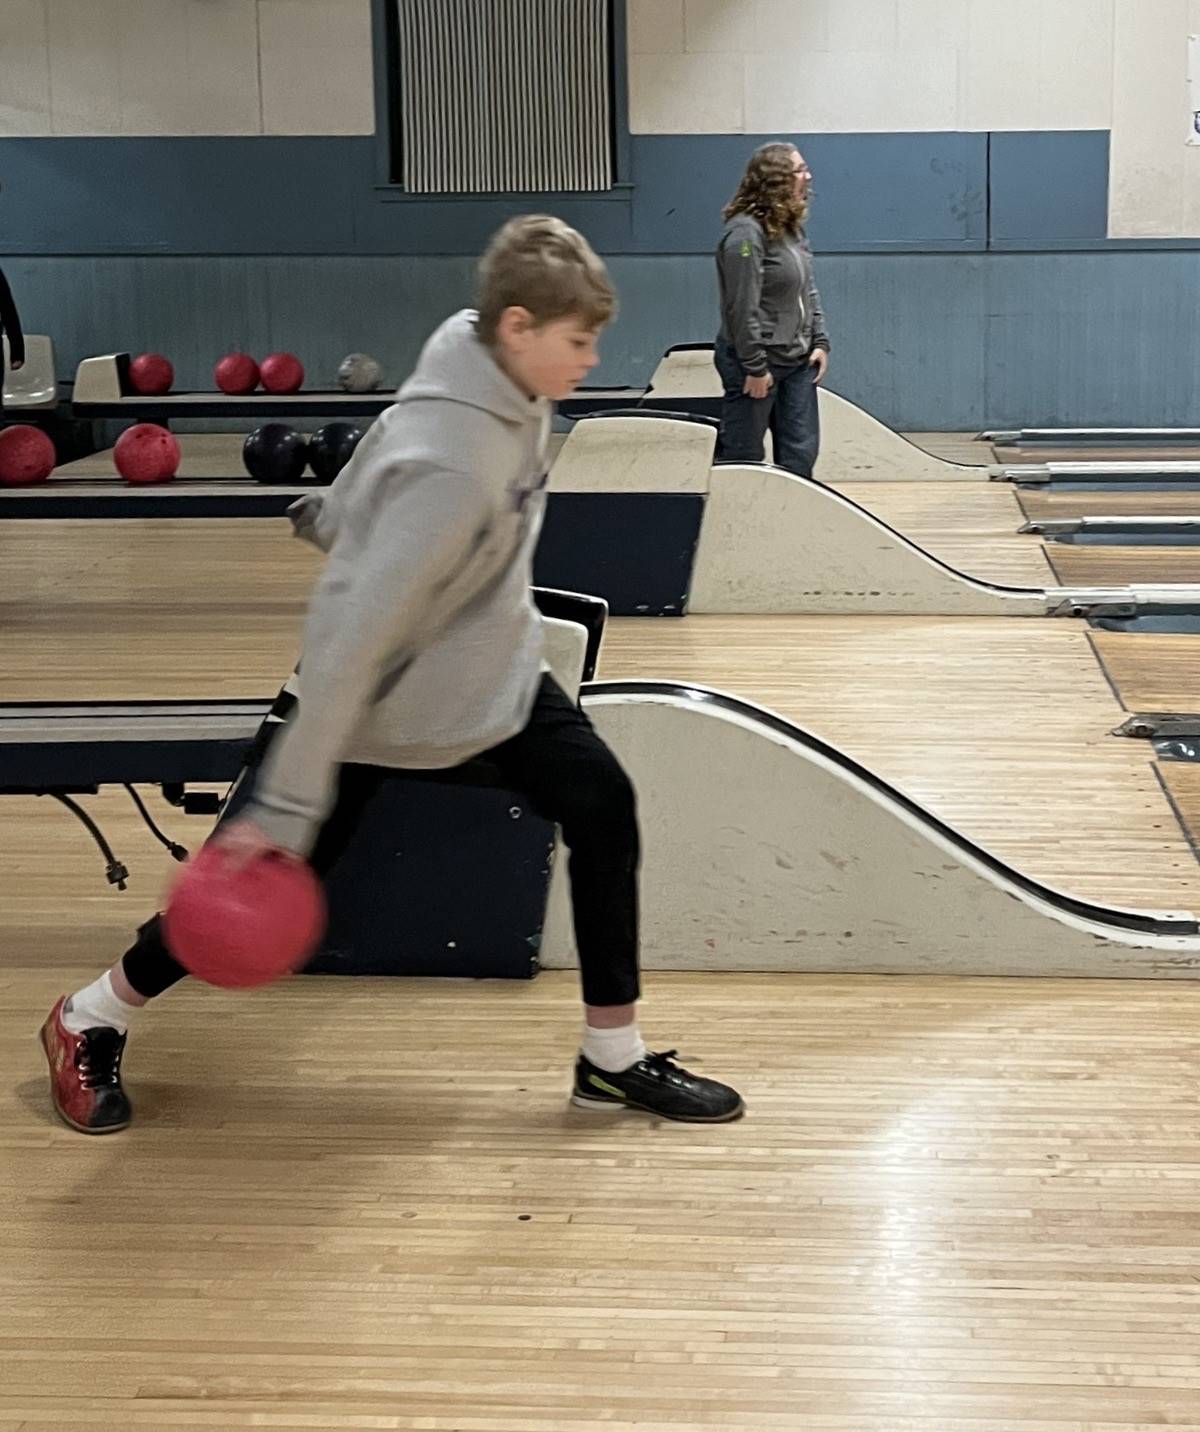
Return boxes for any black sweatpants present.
[122,676,642,1007]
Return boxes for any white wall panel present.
[961,0,1113,133]
[1,0,369,138]
[0,0,1157,171]
[827,0,898,52]
[1034,0,1114,130]
[958,0,1034,132]
[45,0,123,135]
[116,0,260,136]
[746,48,958,134]
[627,0,684,54]
[1109,0,1194,237]
[259,0,374,135]
[897,0,967,51]
[632,0,1118,135]
[683,0,752,53]
[629,51,745,132]
[0,1,51,136]
[753,0,830,54]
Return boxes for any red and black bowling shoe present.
[39,996,131,1134]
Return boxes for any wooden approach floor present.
[8,957,1200,1430]
[7,523,1200,1428]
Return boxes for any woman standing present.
[714,143,829,478]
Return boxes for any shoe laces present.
[75,1028,126,1090]
[643,1049,683,1079]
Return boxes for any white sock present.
[581,1022,647,1073]
[62,971,141,1036]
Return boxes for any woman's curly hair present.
[722,143,807,239]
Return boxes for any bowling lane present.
[995,442,1200,465]
[4,513,1195,913]
[1019,489,1200,521]
[1158,765,1200,857]
[1043,546,1200,586]
[0,519,315,698]
[597,614,1200,915]
[1089,631,1200,713]
[1075,632,1200,870]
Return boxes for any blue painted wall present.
[2,129,1197,427]
[10,246,1200,429]
[0,132,986,254]
[989,131,1110,246]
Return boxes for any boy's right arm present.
[245,464,495,856]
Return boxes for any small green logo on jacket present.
[739,239,752,258]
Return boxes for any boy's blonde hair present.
[477,215,616,345]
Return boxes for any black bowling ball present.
[307,422,365,485]
[243,423,308,484]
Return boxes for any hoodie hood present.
[394,309,549,428]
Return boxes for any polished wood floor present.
[1091,631,1200,713]
[7,497,1200,1429]
[996,439,1200,463]
[7,954,1200,1430]
[1020,488,1200,521]
[1045,545,1200,586]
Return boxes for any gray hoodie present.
[248,309,552,855]
[716,213,829,376]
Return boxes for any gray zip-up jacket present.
[716,213,829,377]
[247,310,551,855]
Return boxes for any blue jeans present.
[713,339,821,479]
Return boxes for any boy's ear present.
[496,306,536,345]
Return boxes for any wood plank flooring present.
[7,962,1200,1430]
[1089,632,1200,712]
[1020,489,1200,522]
[5,491,1200,1429]
[1044,546,1200,586]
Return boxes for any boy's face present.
[495,309,603,401]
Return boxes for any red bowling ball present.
[128,352,174,395]
[164,843,327,989]
[259,352,305,394]
[0,425,56,485]
[113,423,181,484]
[214,352,260,395]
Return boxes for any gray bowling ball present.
[336,352,383,393]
